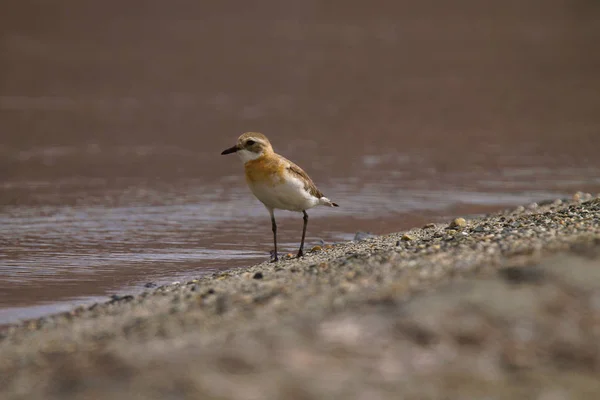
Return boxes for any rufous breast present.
[244,155,286,187]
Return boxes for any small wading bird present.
[221,132,338,262]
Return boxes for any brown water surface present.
[1,0,600,324]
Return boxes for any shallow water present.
[1,0,600,324]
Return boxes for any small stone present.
[538,199,556,206]
[324,244,334,250]
[354,231,375,241]
[401,234,414,241]
[144,282,157,288]
[423,223,436,229]
[253,272,263,280]
[72,306,85,315]
[311,245,323,252]
[108,295,134,304]
[498,266,545,284]
[449,217,467,228]
[215,295,227,315]
[345,271,357,280]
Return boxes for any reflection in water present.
[1,0,600,323]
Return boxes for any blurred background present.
[1,0,599,323]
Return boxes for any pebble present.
[498,266,545,284]
[449,217,467,228]
[573,192,592,202]
[108,295,134,304]
[401,234,414,241]
[345,271,357,280]
[354,232,375,241]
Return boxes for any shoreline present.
[1,196,599,399]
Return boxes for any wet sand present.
[1,197,599,399]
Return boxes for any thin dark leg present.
[270,210,278,262]
[297,210,308,258]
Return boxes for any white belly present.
[249,175,320,212]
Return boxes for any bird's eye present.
[246,140,255,146]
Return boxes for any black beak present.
[221,145,239,155]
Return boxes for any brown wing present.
[286,161,324,199]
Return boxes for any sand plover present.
[221,132,338,261]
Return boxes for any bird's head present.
[221,132,273,162]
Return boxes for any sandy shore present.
[1,196,599,399]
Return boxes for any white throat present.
[237,148,263,163]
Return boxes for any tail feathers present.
[319,197,339,207]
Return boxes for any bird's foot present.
[269,250,279,263]
[296,249,304,258]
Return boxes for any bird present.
[221,132,338,262]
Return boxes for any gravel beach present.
[1,196,599,400]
